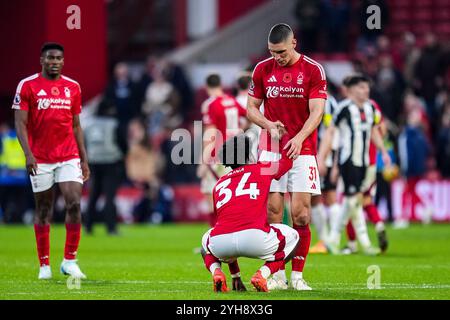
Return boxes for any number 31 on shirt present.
[215,172,260,209]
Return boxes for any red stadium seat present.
[413,10,433,22]
[414,0,433,7]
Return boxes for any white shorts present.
[201,223,299,262]
[361,165,377,196]
[259,150,321,194]
[30,158,83,193]
[200,164,230,194]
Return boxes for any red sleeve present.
[273,150,293,180]
[238,102,247,118]
[248,64,264,99]
[259,150,293,181]
[72,84,82,115]
[309,63,327,100]
[12,81,31,111]
[206,101,218,127]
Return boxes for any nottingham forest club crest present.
[297,72,304,85]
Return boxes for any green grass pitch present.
[0,223,449,300]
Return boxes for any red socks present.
[34,224,50,266]
[64,224,81,260]
[364,204,382,224]
[292,224,311,272]
[204,253,220,272]
[228,260,240,276]
[264,260,284,274]
[346,222,357,241]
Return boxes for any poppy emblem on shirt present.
[51,87,60,96]
[283,73,292,83]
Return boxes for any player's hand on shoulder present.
[81,161,90,181]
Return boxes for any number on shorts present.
[309,166,317,181]
[215,173,260,209]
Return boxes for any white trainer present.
[60,259,86,279]
[362,246,381,256]
[38,265,52,280]
[291,278,312,291]
[267,276,288,290]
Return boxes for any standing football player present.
[13,43,89,279]
[247,23,327,290]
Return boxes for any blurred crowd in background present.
[1,0,449,226]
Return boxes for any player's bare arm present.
[284,98,325,159]
[73,114,90,181]
[197,124,217,178]
[247,95,286,140]
[371,125,391,167]
[317,124,336,176]
[14,109,37,176]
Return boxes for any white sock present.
[351,201,372,248]
[311,203,328,242]
[209,263,221,274]
[291,271,303,280]
[329,199,352,247]
[375,221,385,233]
[273,269,287,282]
[348,240,358,251]
[259,266,271,279]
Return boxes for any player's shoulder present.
[201,96,217,113]
[301,54,326,79]
[61,75,81,89]
[252,57,275,75]
[15,73,40,90]
[335,98,352,114]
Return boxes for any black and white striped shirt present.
[333,99,381,167]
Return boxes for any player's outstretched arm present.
[247,96,285,140]
[14,110,37,176]
[73,115,90,181]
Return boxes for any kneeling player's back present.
[211,159,292,236]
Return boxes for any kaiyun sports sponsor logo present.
[266,85,305,99]
[37,98,72,110]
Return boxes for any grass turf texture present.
[0,223,449,300]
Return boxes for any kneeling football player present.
[200,134,300,292]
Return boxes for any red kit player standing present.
[247,24,327,290]
[13,43,90,279]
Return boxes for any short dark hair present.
[237,75,251,91]
[343,74,370,88]
[268,23,293,44]
[206,74,221,88]
[41,42,64,55]
[219,134,251,170]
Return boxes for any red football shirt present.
[202,94,247,159]
[369,99,383,165]
[249,55,327,155]
[210,155,293,236]
[12,73,82,163]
